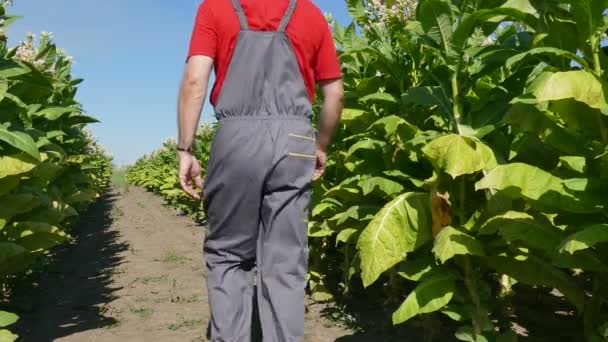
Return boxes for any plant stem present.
[463,255,483,340]
[590,38,608,143]
[460,178,466,226]
[343,244,350,295]
[452,73,463,133]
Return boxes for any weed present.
[167,316,203,331]
[162,249,186,264]
[128,305,154,320]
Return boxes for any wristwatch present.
[177,146,193,153]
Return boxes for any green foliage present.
[0,4,112,338]
[125,123,215,223]
[306,0,608,340]
[119,0,608,339]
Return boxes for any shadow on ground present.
[14,190,129,342]
[322,284,584,342]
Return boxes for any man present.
[176,0,343,341]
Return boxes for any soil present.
[15,187,355,342]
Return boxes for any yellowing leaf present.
[357,193,432,287]
[475,163,603,213]
[0,154,39,179]
[0,329,18,342]
[529,71,608,113]
[422,134,497,178]
[0,311,18,328]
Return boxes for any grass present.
[130,274,169,286]
[162,249,186,264]
[167,316,203,331]
[128,305,154,320]
[111,166,130,192]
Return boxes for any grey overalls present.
[202,0,316,341]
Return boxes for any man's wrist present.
[316,136,330,152]
[177,146,193,153]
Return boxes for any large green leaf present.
[27,201,78,225]
[0,194,42,229]
[504,101,596,157]
[359,177,404,197]
[0,312,18,328]
[451,7,538,60]
[359,92,399,104]
[368,115,418,141]
[0,177,19,197]
[571,0,608,42]
[357,193,432,287]
[401,86,452,115]
[476,163,603,213]
[13,222,68,252]
[487,255,586,311]
[418,0,454,58]
[0,329,18,342]
[66,114,100,126]
[0,242,32,275]
[392,272,455,324]
[33,106,79,120]
[422,134,497,178]
[397,255,440,281]
[0,125,40,160]
[65,188,97,204]
[341,108,368,123]
[559,224,608,254]
[328,205,379,227]
[528,71,608,113]
[478,211,562,251]
[432,226,485,264]
[383,170,426,188]
[336,228,360,246]
[345,139,386,159]
[506,47,591,72]
[0,154,39,179]
[0,60,29,78]
[346,0,367,23]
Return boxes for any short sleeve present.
[187,1,217,60]
[314,24,342,82]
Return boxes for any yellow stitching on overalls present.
[287,133,316,142]
[288,152,316,159]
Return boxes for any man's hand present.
[313,147,327,181]
[178,152,203,199]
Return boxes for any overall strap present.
[231,0,249,30]
[277,0,297,32]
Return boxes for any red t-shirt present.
[187,0,342,106]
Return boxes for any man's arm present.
[316,78,344,151]
[313,78,344,180]
[177,55,214,150]
[177,55,214,199]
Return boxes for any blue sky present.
[7,1,350,165]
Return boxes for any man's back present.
[177,1,343,340]
[188,0,341,106]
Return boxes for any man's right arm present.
[312,10,343,180]
[313,77,343,181]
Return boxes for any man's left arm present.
[176,55,214,199]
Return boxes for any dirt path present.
[17,187,354,342]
